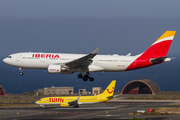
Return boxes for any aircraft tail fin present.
[126,31,176,71]
[97,80,116,97]
[140,31,176,58]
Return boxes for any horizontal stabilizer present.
[113,94,120,97]
[77,94,81,103]
[107,94,120,99]
[107,95,113,99]
[150,56,167,64]
[126,53,131,56]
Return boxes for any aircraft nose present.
[3,58,7,63]
[35,101,38,104]
[3,58,12,65]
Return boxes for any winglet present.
[77,94,81,103]
[91,48,99,54]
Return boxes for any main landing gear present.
[78,72,94,82]
[73,104,79,107]
[19,68,23,76]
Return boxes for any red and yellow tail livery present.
[126,31,176,71]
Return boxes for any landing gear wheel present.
[20,72,23,76]
[78,72,95,82]
[73,104,79,107]
[89,77,94,82]
[78,74,83,79]
[83,75,88,81]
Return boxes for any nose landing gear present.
[19,68,23,76]
[78,72,94,82]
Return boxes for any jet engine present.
[60,103,69,107]
[48,65,66,73]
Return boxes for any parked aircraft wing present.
[68,95,81,106]
[65,48,99,69]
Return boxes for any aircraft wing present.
[65,48,99,69]
[68,95,81,106]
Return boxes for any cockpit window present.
[38,100,41,101]
[8,56,12,58]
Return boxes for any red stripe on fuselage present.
[125,40,172,71]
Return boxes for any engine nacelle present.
[48,65,62,73]
[60,103,69,107]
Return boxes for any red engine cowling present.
[48,65,62,73]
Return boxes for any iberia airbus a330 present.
[3,31,176,82]
[36,80,116,107]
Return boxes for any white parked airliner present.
[3,31,176,82]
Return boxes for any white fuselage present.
[3,31,175,77]
[3,52,138,73]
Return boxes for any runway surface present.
[1,97,180,120]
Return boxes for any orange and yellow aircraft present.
[36,80,116,107]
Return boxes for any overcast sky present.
[0,0,180,19]
[0,0,180,57]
